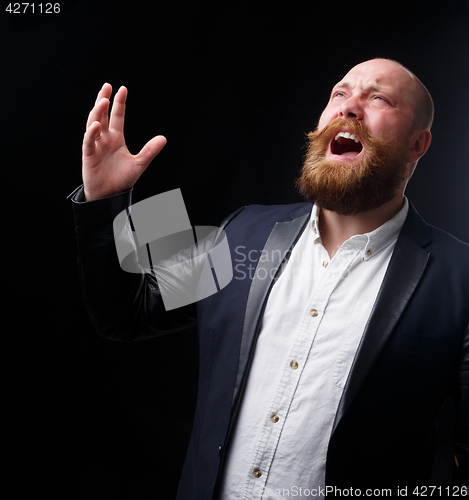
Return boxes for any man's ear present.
[408,129,432,164]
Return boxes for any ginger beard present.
[296,118,411,215]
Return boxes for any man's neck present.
[318,194,406,259]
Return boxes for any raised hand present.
[82,83,167,201]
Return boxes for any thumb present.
[136,135,167,167]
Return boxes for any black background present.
[2,0,468,498]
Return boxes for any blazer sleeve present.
[67,185,198,341]
[452,321,469,487]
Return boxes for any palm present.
[82,83,166,201]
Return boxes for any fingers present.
[94,82,112,106]
[109,86,128,133]
[86,96,110,130]
[135,135,167,167]
[86,83,112,128]
[83,121,101,158]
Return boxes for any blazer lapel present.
[332,204,432,432]
[218,207,312,482]
[231,208,311,409]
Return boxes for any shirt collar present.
[310,198,409,261]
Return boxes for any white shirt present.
[218,199,409,499]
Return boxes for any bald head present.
[373,58,434,131]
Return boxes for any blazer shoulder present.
[430,224,469,247]
[404,201,469,258]
[221,201,312,229]
[427,223,469,260]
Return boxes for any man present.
[69,59,468,498]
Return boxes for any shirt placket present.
[243,238,366,498]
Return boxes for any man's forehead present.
[334,59,415,94]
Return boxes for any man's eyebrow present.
[331,80,394,97]
[332,81,351,92]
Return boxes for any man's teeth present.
[334,131,360,143]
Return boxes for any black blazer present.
[69,186,469,499]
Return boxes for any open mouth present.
[330,131,364,158]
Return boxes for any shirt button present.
[253,468,262,478]
[322,261,328,268]
[366,249,372,256]
[310,309,319,317]
[270,414,279,423]
[290,361,299,370]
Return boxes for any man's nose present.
[339,96,364,120]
